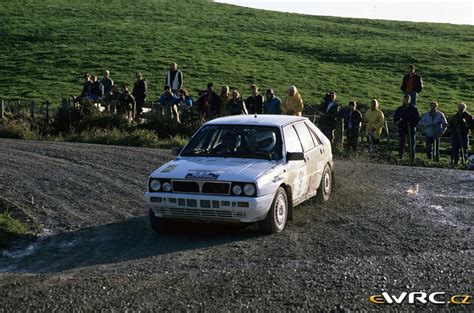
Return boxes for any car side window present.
[283,125,303,153]
[306,122,323,145]
[294,122,315,152]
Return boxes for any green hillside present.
[0,0,473,112]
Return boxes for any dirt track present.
[0,138,472,311]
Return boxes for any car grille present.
[172,181,199,193]
[172,180,230,195]
[157,207,246,219]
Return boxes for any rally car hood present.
[150,157,283,182]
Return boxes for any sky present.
[215,0,474,25]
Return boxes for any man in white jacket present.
[418,101,447,161]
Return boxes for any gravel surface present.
[0,138,472,311]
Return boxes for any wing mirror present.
[286,152,305,161]
[170,147,182,156]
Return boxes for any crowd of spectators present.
[75,63,473,168]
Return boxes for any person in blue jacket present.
[418,101,447,161]
[263,89,281,114]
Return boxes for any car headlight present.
[149,179,161,192]
[232,185,242,195]
[162,182,172,192]
[243,183,256,196]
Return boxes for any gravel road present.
[0,138,472,311]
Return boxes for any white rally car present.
[146,115,333,234]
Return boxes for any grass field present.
[0,0,473,113]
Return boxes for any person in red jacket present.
[400,64,423,107]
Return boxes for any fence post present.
[30,101,35,117]
[45,100,50,122]
[1,99,4,120]
[335,116,344,145]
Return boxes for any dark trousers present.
[451,133,469,164]
[135,97,145,117]
[426,136,440,161]
[321,127,335,145]
[346,129,359,152]
[398,130,416,159]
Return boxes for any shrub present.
[0,211,28,247]
[0,120,38,140]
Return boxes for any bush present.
[0,121,38,140]
[0,211,28,247]
[65,128,162,148]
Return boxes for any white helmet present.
[256,130,276,152]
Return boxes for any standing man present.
[319,91,339,146]
[448,102,472,167]
[281,85,303,117]
[344,101,362,155]
[263,89,281,114]
[400,64,423,107]
[165,63,183,95]
[101,70,114,95]
[132,72,148,119]
[418,101,447,161]
[394,95,420,161]
[245,84,264,114]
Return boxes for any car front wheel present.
[316,164,332,202]
[260,187,288,234]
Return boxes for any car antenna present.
[254,113,257,119]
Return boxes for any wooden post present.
[45,100,50,122]
[335,116,344,144]
[30,101,35,117]
[1,99,4,120]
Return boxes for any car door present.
[283,124,307,204]
[305,121,329,194]
[293,122,320,199]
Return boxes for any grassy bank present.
[0,0,472,113]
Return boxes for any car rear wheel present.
[260,187,288,234]
[316,164,332,202]
[149,208,172,234]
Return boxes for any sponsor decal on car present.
[185,170,224,180]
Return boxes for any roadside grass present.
[0,211,28,247]
[0,0,472,114]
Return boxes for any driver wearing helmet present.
[213,132,239,154]
[256,130,277,152]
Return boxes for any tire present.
[316,164,332,202]
[259,187,288,234]
[149,208,172,234]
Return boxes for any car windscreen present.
[181,125,283,160]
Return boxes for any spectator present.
[281,85,303,116]
[448,102,472,166]
[165,63,183,95]
[394,95,420,161]
[364,99,385,151]
[228,90,248,115]
[418,101,448,161]
[101,70,114,95]
[89,75,104,101]
[77,73,92,102]
[319,91,339,145]
[263,89,281,114]
[400,64,423,107]
[196,82,221,119]
[177,88,192,107]
[219,85,231,116]
[103,85,121,112]
[160,85,179,122]
[120,86,136,121]
[344,101,362,154]
[132,72,148,118]
[246,84,264,114]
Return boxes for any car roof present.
[205,114,308,127]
